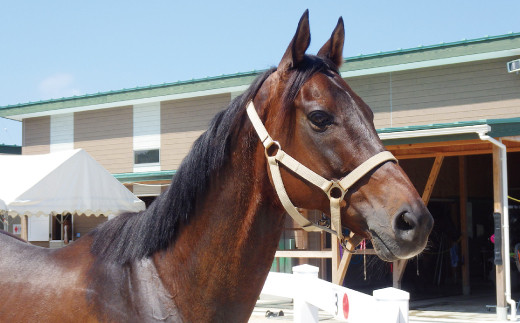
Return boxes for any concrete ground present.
[249,292,520,323]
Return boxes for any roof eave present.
[341,48,520,78]
[378,118,520,146]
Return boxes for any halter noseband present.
[246,101,397,246]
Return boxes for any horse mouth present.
[369,230,399,262]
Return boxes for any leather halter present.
[246,101,397,246]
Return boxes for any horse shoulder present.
[0,233,95,321]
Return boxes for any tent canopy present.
[0,149,145,217]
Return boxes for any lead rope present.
[246,101,397,247]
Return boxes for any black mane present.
[90,56,338,264]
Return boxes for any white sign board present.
[12,224,22,235]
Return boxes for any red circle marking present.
[342,293,349,319]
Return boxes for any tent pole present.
[72,213,75,242]
[21,215,27,241]
[60,214,64,246]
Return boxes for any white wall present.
[133,102,161,172]
[50,113,74,152]
[28,215,50,241]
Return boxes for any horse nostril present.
[394,211,416,232]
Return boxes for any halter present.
[246,101,397,246]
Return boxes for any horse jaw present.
[344,162,434,262]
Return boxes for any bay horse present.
[0,11,433,322]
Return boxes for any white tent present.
[0,149,145,218]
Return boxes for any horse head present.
[251,10,433,261]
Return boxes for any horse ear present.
[317,17,345,68]
[278,10,311,71]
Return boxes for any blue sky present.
[1,0,519,145]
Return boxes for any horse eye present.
[308,111,333,130]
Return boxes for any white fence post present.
[373,287,410,323]
[292,264,319,323]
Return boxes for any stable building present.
[1,33,520,318]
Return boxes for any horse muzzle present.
[369,201,433,261]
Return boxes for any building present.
[0,144,21,155]
[1,33,520,315]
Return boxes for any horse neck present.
[153,136,286,322]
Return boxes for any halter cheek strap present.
[246,101,397,246]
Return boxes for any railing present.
[260,264,409,323]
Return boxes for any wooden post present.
[459,156,470,295]
[392,260,407,288]
[20,215,28,241]
[393,155,444,289]
[294,210,309,250]
[492,145,507,320]
[331,235,340,284]
[320,232,327,280]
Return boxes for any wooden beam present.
[393,155,444,288]
[393,149,492,160]
[492,145,507,316]
[422,155,444,204]
[335,234,364,285]
[294,209,309,250]
[459,156,470,295]
[389,145,520,160]
[331,235,340,284]
[275,248,376,259]
[275,250,333,258]
[386,139,482,150]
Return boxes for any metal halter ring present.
[264,140,281,158]
[327,182,347,200]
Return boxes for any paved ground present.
[249,292,520,322]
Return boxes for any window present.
[134,149,160,165]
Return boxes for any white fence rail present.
[260,264,409,323]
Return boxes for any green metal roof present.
[114,170,176,184]
[0,144,22,155]
[0,71,259,118]
[341,32,520,72]
[2,32,520,118]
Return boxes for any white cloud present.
[38,73,82,100]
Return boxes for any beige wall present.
[161,94,230,170]
[74,214,108,239]
[74,106,133,173]
[347,57,520,129]
[19,57,520,171]
[22,116,50,155]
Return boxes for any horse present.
[0,11,433,322]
